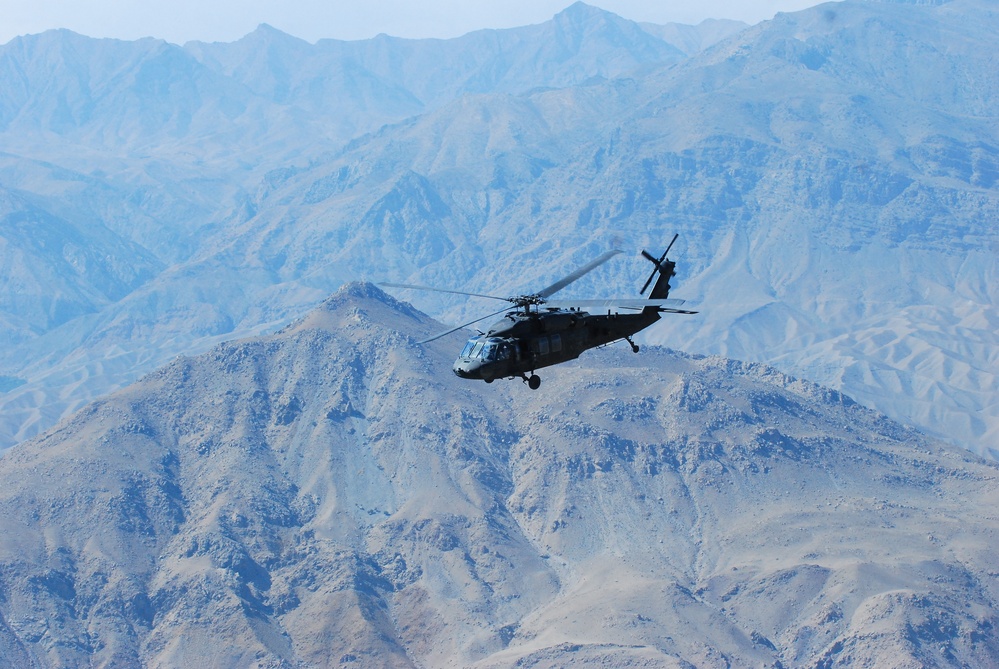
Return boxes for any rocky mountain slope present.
[0,283,997,667]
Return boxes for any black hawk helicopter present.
[382,235,696,389]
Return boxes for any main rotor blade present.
[544,298,686,309]
[417,306,513,344]
[536,249,623,298]
[379,282,511,303]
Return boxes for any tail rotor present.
[640,233,678,295]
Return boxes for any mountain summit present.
[1,284,996,667]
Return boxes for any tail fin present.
[640,233,678,300]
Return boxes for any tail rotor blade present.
[662,233,679,260]
[639,268,657,295]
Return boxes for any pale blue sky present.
[1,0,824,45]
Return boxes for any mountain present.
[0,0,995,464]
[0,3,695,258]
[0,185,162,345]
[0,4,693,158]
[185,2,688,127]
[0,283,996,667]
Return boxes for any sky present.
[1,0,824,45]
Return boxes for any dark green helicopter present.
[382,235,696,389]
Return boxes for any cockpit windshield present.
[460,337,511,362]
[460,338,479,358]
[460,337,487,359]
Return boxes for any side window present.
[538,337,550,356]
[550,334,562,353]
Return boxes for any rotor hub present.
[509,294,546,309]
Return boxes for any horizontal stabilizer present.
[545,298,686,309]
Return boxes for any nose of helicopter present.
[452,358,480,379]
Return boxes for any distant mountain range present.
[1,283,996,667]
[0,0,996,462]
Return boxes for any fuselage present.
[452,308,660,381]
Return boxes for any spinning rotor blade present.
[379,282,511,303]
[397,248,627,344]
[417,306,513,344]
[544,298,686,309]
[536,249,623,298]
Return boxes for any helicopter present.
[382,235,696,389]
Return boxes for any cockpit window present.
[461,337,514,361]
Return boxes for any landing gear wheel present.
[484,378,493,383]
[528,374,541,390]
[631,344,640,353]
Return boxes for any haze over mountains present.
[0,0,996,462]
[1,283,997,667]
